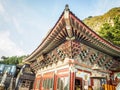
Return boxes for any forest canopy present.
[99,15,120,46]
[0,55,27,65]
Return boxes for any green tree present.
[99,15,120,46]
[0,55,27,65]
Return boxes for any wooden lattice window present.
[100,58,105,64]
[98,60,102,66]
[109,60,113,64]
[91,55,95,60]
[42,78,54,90]
[57,49,65,60]
[36,79,40,89]
[105,64,110,69]
[89,58,93,63]
[57,77,69,90]
[79,52,84,60]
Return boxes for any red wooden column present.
[54,74,57,90]
[70,71,75,90]
[33,78,36,90]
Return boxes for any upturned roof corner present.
[64,5,75,40]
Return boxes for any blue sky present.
[0,0,120,58]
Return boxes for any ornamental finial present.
[65,4,69,11]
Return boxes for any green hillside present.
[83,7,120,33]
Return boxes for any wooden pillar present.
[91,78,94,86]
[33,78,36,90]
[54,74,57,90]
[40,77,42,90]
[70,71,75,90]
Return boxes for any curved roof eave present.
[24,6,120,63]
[24,12,65,62]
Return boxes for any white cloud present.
[0,2,23,34]
[0,31,26,58]
[0,3,5,13]
[12,17,23,34]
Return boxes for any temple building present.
[23,5,120,90]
